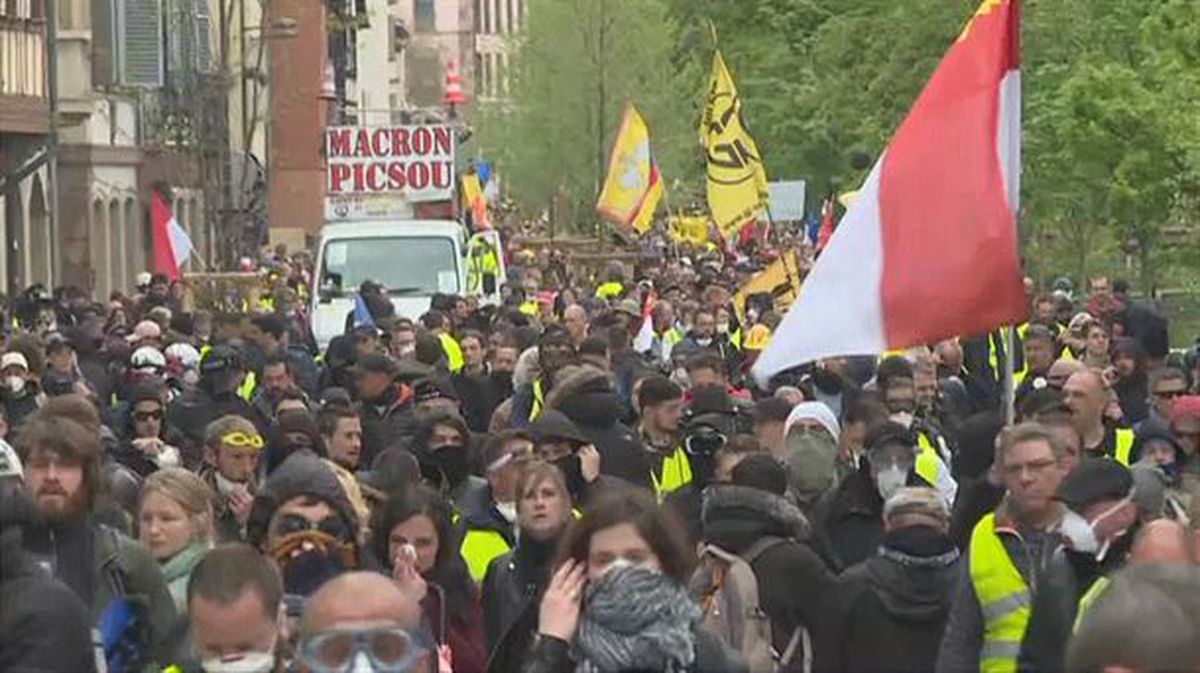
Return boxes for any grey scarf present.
[575,566,701,673]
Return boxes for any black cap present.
[352,353,398,377]
[413,376,458,405]
[200,345,241,375]
[45,332,74,353]
[1057,458,1134,510]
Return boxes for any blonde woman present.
[138,467,215,612]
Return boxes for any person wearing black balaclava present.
[528,409,608,504]
[247,451,361,600]
[410,410,488,513]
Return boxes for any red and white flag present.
[754,0,1025,385]
[633,293,657,354]
[151,190,194,281]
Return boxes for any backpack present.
[689,537,810,673]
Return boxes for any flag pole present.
[1003,325,1016,425]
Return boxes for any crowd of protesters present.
[3,232,1200,673]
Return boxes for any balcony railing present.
[0,16,46,99]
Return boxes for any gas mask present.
[873,465,908,501]
[784,426,839,504]
[1060,495,1134,562]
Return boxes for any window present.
[321,238,460,295]
[414,0,434,32]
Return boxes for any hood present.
[701,484,812,554]
[548,365,624,429]
[528,408,591,445]
[513,346,541,389]
[247,451,359,548]
[865,526,959,623]
[784,401,840,441]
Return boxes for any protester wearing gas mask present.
[528,487,745,673]
[1017,458,1137,673]
[877,356,957,507]
[247,451,362,601]
[371,485,487,673]
[296,572,434,673]
[814,422,923,571]
[781,402,842,516]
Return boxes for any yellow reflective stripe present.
[1074,576,1110,633]
[650,447,693,502]
[970,513,1031,673]
[915,433,941,488]
[530,379,545,420]
[460,528,511,583]
[239,370,257,401]
[1114,429,1135,466]
[596,282,623,299]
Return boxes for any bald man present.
[1046,359,1085,390]
[1131,519,1195,565]
[1063,369,1135,463]
[297,572,429,673]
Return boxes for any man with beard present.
[1018,459,1138,672]
[199,415,263,542]
[16,404,176,669]
[251,356,310,423]
[636,376,693,501]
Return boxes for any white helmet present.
[164,342,201,370]
[130,346,167,373]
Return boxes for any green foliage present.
[484,0,1200,285]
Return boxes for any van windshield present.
[321,237,459,295]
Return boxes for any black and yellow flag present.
[700,51,769,238]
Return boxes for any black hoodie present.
[546,366,652,490]
[817,525,960,673]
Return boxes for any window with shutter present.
[92,0,119,86]
[121,0,164,86]
[194,0,212,71]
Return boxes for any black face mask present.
[553,454,587,498]
[421,445,470,490]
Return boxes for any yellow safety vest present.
[519,300,539,316]
[1114,428,1135,466]
[460,528,512,583]
[439,332,464,373]
[651,447,693,502]
[239,370,257,401]
[529,378,546,421]
[970,513,1032,673]
[596,281,623,299]
[915,432,945,489]
[1073,576,1110,633]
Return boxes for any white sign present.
[325,124,456,203]
[767,180,807,222]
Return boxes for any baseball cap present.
[126,320,163,343]
[413,376,458,405]
[352,353,398,378]
[884,487,950,525]
[0,352,29,371]
[1057,458,1133,510]
[0,439,23,480]
[200,345,242,375]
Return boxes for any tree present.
[477,0,698,231]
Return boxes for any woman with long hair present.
[372,485,488,673]
[482,462,574,670]
[524,487,745,673]
[137,467,214,612]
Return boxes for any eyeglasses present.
[1003,458,1059,478]
[272,512,352,542]
[298,627,428,673]
[133,409,163,422]
[220,431,264,449]
[1153,389,1188,400]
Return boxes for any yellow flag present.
[701,51,769,238]
[461,173,489,229]
[733,250,803,320]
[597,104,664,235]
[667,215,711,247]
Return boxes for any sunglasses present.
[272,512,352,542]
[133,409,163,422]
[221,432,265,449]
[298,627,428,673]
[1154,389,1188,400]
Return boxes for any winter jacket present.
[358,384,416,466]
[520,628,747,673]
[456,482,516,582]
[812,467,885,572]
[21,514,178,667]
[198,464,254,543]
[454,369,505,433]
[701,484,836,671]
[166,388,267,457]
[818,526,960,673]
[546,366,653,491]
[424,583,488,673]
[481,535,559,669]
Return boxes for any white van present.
[309,220,505,350]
